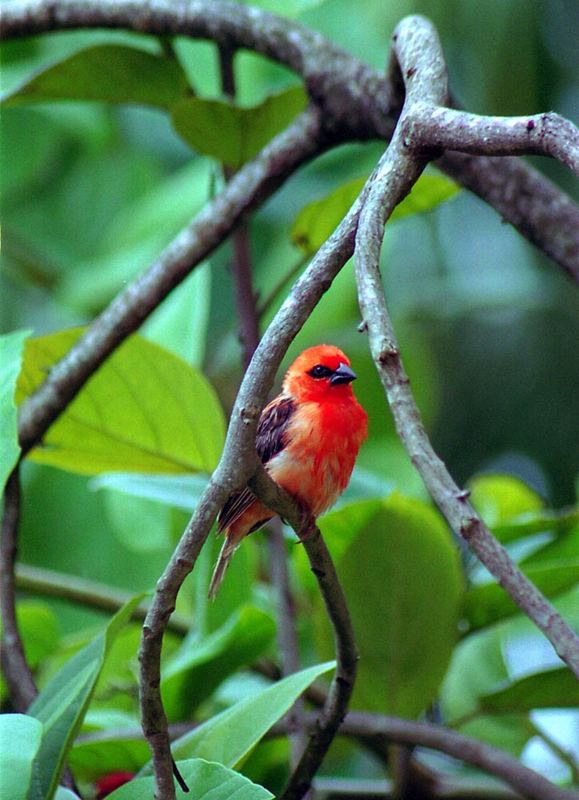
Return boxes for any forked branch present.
[355,15,579,679]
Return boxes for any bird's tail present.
[208,538,237,600]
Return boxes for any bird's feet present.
[297,502,318,542]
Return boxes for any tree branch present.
[138,177,369,797]
[2,0,578,280]
[343,712,578,800]
[0,468,38,711]
[14,563,191,635]
[75,711,577,800]
[16,107,325,455]
[354,15,579,678]
[405,107,579,177]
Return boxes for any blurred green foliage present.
[1,0,578,796]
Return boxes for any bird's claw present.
[297,503,318,541]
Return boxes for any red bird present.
[209,344,368,598]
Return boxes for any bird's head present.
[283,345,358,403]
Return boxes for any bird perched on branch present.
[209,344,368,598]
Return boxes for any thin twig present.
[354,15,579,678]
[218,42,261,370]
[1,0,578,280]
[14,563,191,635]
[218,40,306,767]
[279,532,358,800]
[268,517,307,768]
[0,467,38,711]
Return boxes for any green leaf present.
[69,734,151,783]
[172,85,307,168]
[109,758,273,800]
[0,714,43,800]
[162,606,276,720]
[291,173,459,255]
[0,329,29,491]
[91,472,210,512]
[469,474,545,531]
[12,602,60,669]
[142,261,211,365]
[479,667,579,713]
[491,508,579,545]
[167,661,335,769]
[294,499,384,593]
[311,495,462,718]
[2,45,189,109]
[521,522,579,565]
[463,560,579,631]
[27,595,143,800]
[440,628,531,755]
[17,329,226,475]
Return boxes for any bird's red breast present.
[220,345,367,537]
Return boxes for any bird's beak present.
[330,362,357,385]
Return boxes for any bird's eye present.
[308,364,333,379]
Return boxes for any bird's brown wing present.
[217,396,296,533]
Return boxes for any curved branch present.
[1,0,578,280]
[354,16,579,679]
[16,108,325,455]
[0,468,38,711]
[139,180,368,797]
[343,712,578,800]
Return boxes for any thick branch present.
[355,16,579,679]
[0,468,38,711]
[2,0,578,279]
[16,108,324,455]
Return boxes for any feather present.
[217,396,295,533]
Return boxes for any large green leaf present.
[16,329,225,475]
[162,606,276,720]
[109,758,273,800]
[291,173,459,255]
[27,595,143,800]
[479,667,579,713]
[168,661,335,769]
[172,86,307,168]
[310,495,462,718]
[0,329,29,491]
[463,560,579,631]
[2,45,189,108]
[0,714,43,800]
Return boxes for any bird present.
[208,344,368,598]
